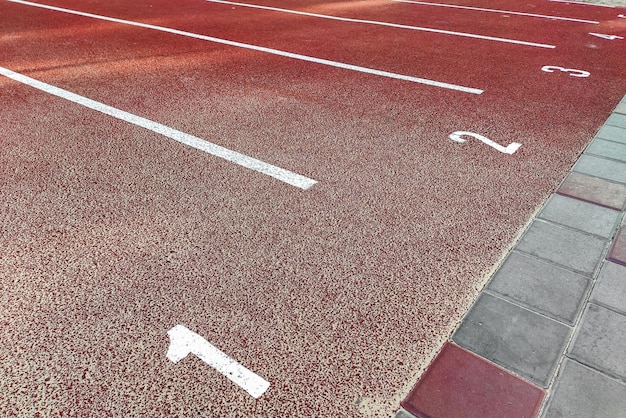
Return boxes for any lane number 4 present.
[541,66,590,78]
[589,33,623,40]
[449,131,521,155]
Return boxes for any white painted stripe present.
[204,0,555,49]
[0,66,317,190]
[549,0,615,8]
[167,325,270,398]
[391,0,600,24]
[7,0,484,95]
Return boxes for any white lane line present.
[0,66,317,190]
[7,0,484,95]
[549,0,615,8]
[391,0,600,24]
[204,0,555,49]
[167,325,270,399]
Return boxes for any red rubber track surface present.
[1,0,625,416]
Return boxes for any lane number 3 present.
[541,66,590,78]
[449,131,521,155]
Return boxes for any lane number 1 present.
[449,131,521,155]
[167,324,270,398]
[541,66,590,78]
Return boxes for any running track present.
[1,0,625,416]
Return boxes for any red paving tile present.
[401,342,544,418]
[608,228,626,266]
[556,172,626,211]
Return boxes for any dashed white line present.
[0,66,317,190]
[391,0,600,24]
[204,0,555,48]
[7,0,484,94]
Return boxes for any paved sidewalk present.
[396,95,626,418]
[576,0,626,6]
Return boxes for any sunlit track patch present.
[203,0,556,48]
[0,66,318,189]
[6,0,485,94]
[391,0,600,24]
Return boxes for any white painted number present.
[449,131,521,155]
[541,66,590,78]
[589,33,623,40]
[167,324,270,398]
[618,14,625,18]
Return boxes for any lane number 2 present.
[167,324,270,398]
[541,66,590,78]
[449,131,521,155]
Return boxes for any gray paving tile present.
[394,409,416,418]
[573,154,626,185]
[516,220,607,276]
[452,293,571,387]
[568,303,626,382]
[542,359,626,418]
[586,138,626,163]
[488,252,590,325]
[590,262,626,315]
[615,102,626,115]
[538,194,621,238]
[556,172,626,211]
[596,125,626,145]
[606,113,626,129]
